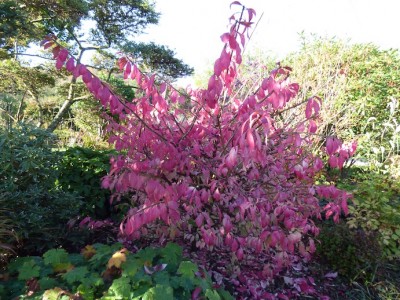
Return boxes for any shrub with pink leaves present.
[42,2,355,298]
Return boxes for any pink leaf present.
[124,218,134,236]
[66,58,75,72]
[305,99,313,119]
[214,58,223,76]
[328,156,338,168]
[192,287,202,300]
[55,58,64,70]
[341,198,349,215]
[220,32,231,43]
[100,87,111,103]
[309,120,317,133]
[229,35,238,50]
[247,8,256,21]
[195,214,204,228]
[231,239,239,252]
[230,1,242,8]
[235,51,242,64]
[78,64,88,76]
[58,49,69,62]
[72,65,80,78]
[213,188,221,201]
[220,49,231,69]
[305,97,321,119]
[222,214,233,233]
[178,96,185,104]
[159,82,167,94]
[82,71,92,83]
[225,147,237,169]
[236,247,244,260]
[79,217,91,228]
[52,46,60,59]
[43,41,54,50]
[246,130,255,150]
[91,77,101,93]
[309,239,316,253]
[118,57,127,70]
[124,62,131,80]
[326,136,342,155]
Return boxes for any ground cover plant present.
[0,242,231,299]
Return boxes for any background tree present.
[225,36,400,170]
[0,0,193,137]
[283,37,400,167]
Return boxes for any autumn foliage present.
[42,2,355,297]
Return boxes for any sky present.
[135,0,400,81]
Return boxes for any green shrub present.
[316,220,382,281]
[344,173,400,259]
[57,146,116,218]
[0,124,82,255]
[0,242,232,300]
[0,192,15,267]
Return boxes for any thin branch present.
[72,95,92,102]
[0,107,16,122]
[15,53,54,61]
[81,45,109,51]
[242,11,264,55]
[179,103,205,142]
[16,90,27,121]
[273,97,310,116]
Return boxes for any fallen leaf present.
[107,249,127,269]
[324,271,338,279]
[81,245,96,260]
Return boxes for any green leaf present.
[108,276,131,299]
[42,287,67,300]
[160,243,182,269]
[121,256,141,277]
[142,284,174,300]
[177,261,198,279]
[39,265,54,278]
[39,277,59,290]
[43,249,69,266]
[174,276,195,292]
[80,273,104,287]
[77,283,95,299]
[135,247,157,264]
[217,288,235,300]
[7,257,33,273]
[89,244,113,266]
[153,271,170,286]
[62,266,89,284]
[18,259,40,280]
[131,281,153,298]
[68,253,85,266]
[205,289,221,300]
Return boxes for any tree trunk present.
[46,77,77,132]
[46,44,85,133]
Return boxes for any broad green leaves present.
[17,259,40,280]
[107,277,131,299]
[1,243,229,299]
[43,249,69,266]
[62,266,89,284]
[177,261,198,279]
